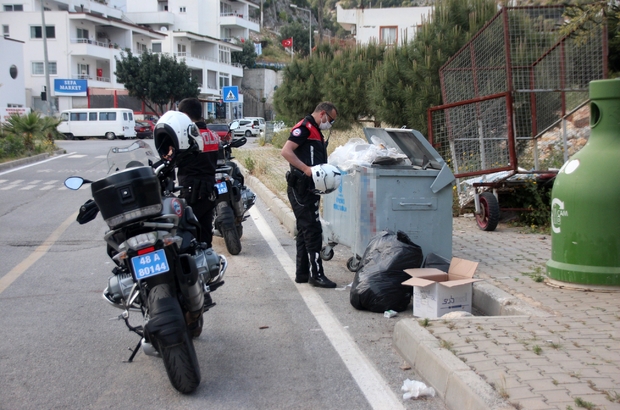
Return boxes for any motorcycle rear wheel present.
[148,284,201,394]
[217,202,242,255]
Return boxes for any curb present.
[0,149,66,172]
[393,320,514,410]
[235,161,297,236]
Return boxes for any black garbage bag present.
[350,230,424,313]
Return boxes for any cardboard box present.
[402,258,481,319]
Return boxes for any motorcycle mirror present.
[229,121,240,130]
[64,176,88,190]
[231,136,247,148]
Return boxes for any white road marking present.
[19,185,36,190]
[44,180,58,185]
[248,206,405,410]
[0,185,18,191]
[95,155,107,159]
[67,155,87,158]
[40,185,55,190]
[0,152,76,176]
[0,179,7,184]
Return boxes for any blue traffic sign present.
[222,86,239,103]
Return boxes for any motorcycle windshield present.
[106,140,159,174]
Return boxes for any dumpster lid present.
[363,128,445,170]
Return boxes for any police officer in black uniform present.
[281,102,338,288]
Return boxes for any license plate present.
[131,249,170,280]
[215,181,228,194]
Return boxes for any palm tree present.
[3,112,59,152]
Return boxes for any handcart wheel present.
[320,246,334,261]
[346,256,361,272]
[476,192,500,231]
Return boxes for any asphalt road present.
[0,139,447,410]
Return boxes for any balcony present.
[219,12,259,32]
[126,11,175,26]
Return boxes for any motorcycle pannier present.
[91,166,162,228]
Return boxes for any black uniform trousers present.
[287,185,325,279]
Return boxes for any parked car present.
[134,120,153,139]
[231,119,260,138]
[206,123,232,143]
[243,117,265,134]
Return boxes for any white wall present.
[0,37,27,109]
[337,5,433,45]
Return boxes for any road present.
[0,139,446,410]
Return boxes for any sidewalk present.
[394,217,620,410]
[243,166,620,410]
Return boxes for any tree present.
[232,40,258,68]
[322,42,386,126]
[115,51,199,116]
[560,2,620,77]
[280,22,311,56]
[272,57,324,122]
[368,0,497,134]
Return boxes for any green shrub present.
[271,129,290,149]
[0,134,26,159]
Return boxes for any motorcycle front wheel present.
[148,284,201,394]
[217,202,242,255]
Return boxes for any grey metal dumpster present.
[321,128,455,271]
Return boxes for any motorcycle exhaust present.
[141,339,161,358]
[178,254,204,314]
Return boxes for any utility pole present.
[40,0,53,116]
[289,4,311,58]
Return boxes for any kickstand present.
[125,338,142,363]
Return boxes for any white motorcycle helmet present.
[154,111,203,160]
[310,163,342,194]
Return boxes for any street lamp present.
[289,4,311,58]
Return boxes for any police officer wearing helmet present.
[281,102,339,288]
[177,98,220,249]
[154,103,219,249]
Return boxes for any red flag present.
[281,38,293,48]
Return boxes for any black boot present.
[307,252,336,288]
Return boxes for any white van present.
[57,108,136,140]
[243,117,266,134]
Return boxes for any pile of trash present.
[328,137,409,171]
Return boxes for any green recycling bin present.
[546,79,620,286]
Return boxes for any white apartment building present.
[0,0,260,119]
[125,0,260,119]
[0,0,165,113]
[0,36,29,120]
[336,4,433,46]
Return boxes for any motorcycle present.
[64,139,227,394]
[213,123,256,255]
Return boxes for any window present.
[177,43,186,56]
[123,112,128,120]
[128,112,133,120]
[3,25,9,37]
[70,112,88,121]
[9,65,18,79]
[219,45,230,64]
[180,7,186,13]
[136,42,147,53]
[32,62,56,75]
[30,25,55,39]
[4,5,24,11]
[380,26,397,45]
[100,112,117,121]
[221,2,232,14]
[77,28,89,40]
[89,112,97,121]
[77,63,89,79]
[152,42,162,53]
